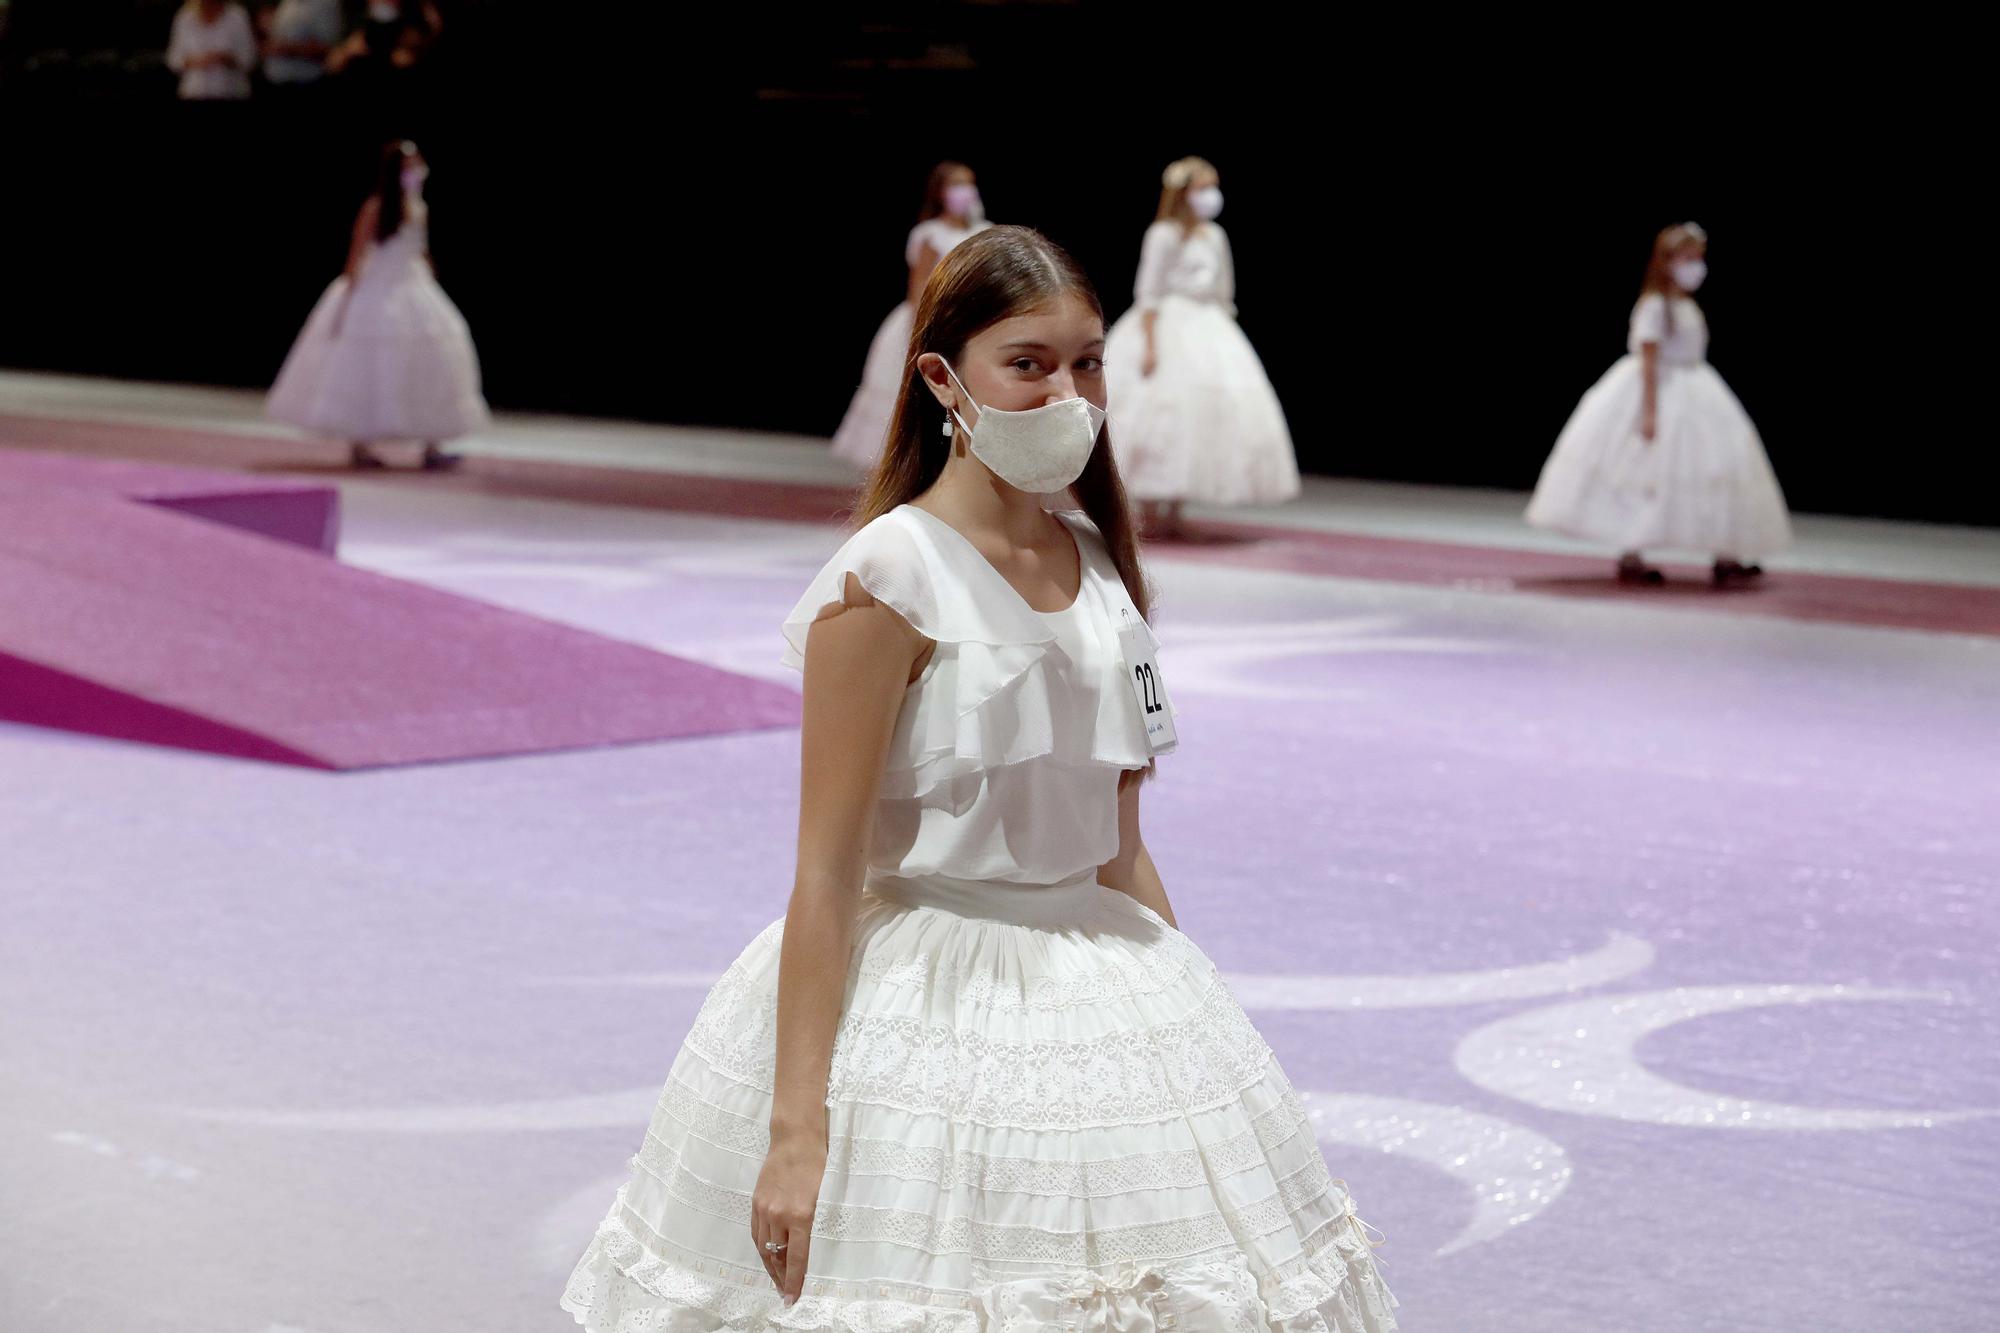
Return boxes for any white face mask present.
[942,358,1106,494]
[1188,187,1224,221]
[401,164,428,193]
[944,183,981,219]
[1671,258,1707,292]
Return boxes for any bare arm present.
[391,3,443,64]
[327,198,379,336]
[1098,768,1177,928]
[1216,226,1238,319]
[1639,341,1659,440]
[768,572,918,1142]
[754,571,928,1304]
[323,29,365,72]
[1133,225,1176,377]
[343,197,379,279]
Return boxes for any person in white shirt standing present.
[166,0,258,101]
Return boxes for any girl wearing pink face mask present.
[266,139,489,470]
[831,161,993,470]
[1103,157,1299,539]
[1527,222,1792,585]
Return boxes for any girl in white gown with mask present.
[560,225,1398,1333]
[832,161,993,471]
[1104,157,1300,538]
[1527,221,1792,585]
[267,139,490,470]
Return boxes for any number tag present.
[1115,608,1178,756]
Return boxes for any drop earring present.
[941,416,954,438]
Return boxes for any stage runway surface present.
[3,372,1996,1332]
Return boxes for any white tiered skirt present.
[560,870,1398,1332]
[266,263,490,444]
[1526,355,1792,559]
[831,301,916,471]
[1103,296,1301,507]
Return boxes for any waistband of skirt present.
[863,869,1103,925]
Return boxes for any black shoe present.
[1617,558,1664,585]
[1712,559,1763,586]
[350,443,386,470]
[419,444,463,472]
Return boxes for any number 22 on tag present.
[1115,609,1178,756]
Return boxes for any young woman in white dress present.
[1104,157,1299,539]
[830,161,993,471]
[560,226,1398,1332]
[1526,221,1792,585]
[266,139,489,470]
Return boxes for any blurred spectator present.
[166,0,257,100]
[326,0,441,134]
[259,0,343,88]
[326,1,441,78]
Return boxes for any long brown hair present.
[1638,221,1706,335]
[917,160,973,223]
[852,225,1153,625]
[373,139,419,244]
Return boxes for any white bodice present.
[1627,293,1709,365]
[781,505,1174,888]
[1133,221,1237,315]
[905,216,990,269]
[357,199,429,286]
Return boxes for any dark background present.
[1,2,1987,524]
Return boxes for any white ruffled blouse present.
[781,504,1175,887]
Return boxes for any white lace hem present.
[560,1200,1398,1332]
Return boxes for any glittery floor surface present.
[2,377,1997,1332]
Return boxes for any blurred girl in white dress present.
[267,139,489,470]
[1526,222,1791,585]
[1104,157,1299,538]
[831,161,993,470]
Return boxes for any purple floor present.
[0,462,801,770]
[2,481,1995,1332]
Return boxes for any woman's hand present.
[751,1129,827,1305]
